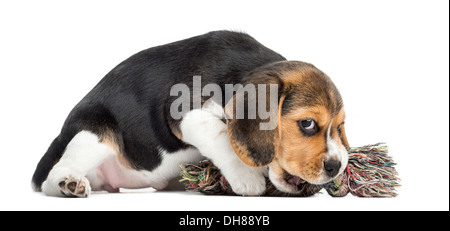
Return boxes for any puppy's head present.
[225,61,349,194]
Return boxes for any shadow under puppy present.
[32,31,349,197]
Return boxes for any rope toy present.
[180,143,400,197]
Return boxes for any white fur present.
[180,101,267,196]
[309,121,348,184]
[86,146,203,192]
[326,120,337,157]
[326,120,348,166]
[267,167,297,193]
[42,130,203,197]
[324,120,348,182]
[42,131,114,197]
[267,120,350,193]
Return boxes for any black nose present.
[324,160,341,178]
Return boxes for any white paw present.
[42,167,91,197]
[58,176,91,198]
[226,168,266,196]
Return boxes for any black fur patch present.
[32,31,286,189]
[282,70,343,116]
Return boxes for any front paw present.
[226,169,266,196]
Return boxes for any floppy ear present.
[225,74,285,167]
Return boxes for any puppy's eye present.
[299,120,318,136]
[302,120,315,130]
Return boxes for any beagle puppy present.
[32,31,349,197]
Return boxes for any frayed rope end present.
[181,142,400,197]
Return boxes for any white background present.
[0,0,448,211]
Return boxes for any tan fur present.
[168,120,184,141]
[271,107,348,184]
[275,94,286,155]
[335,109,350,149]
[272,105,331,182]
[99,131,133,169]
[226,61,349,184]
[226,133,256,166]
[171,127,184,141]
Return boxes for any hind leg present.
[42,130,115,197]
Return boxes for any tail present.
[31,135,69,192]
